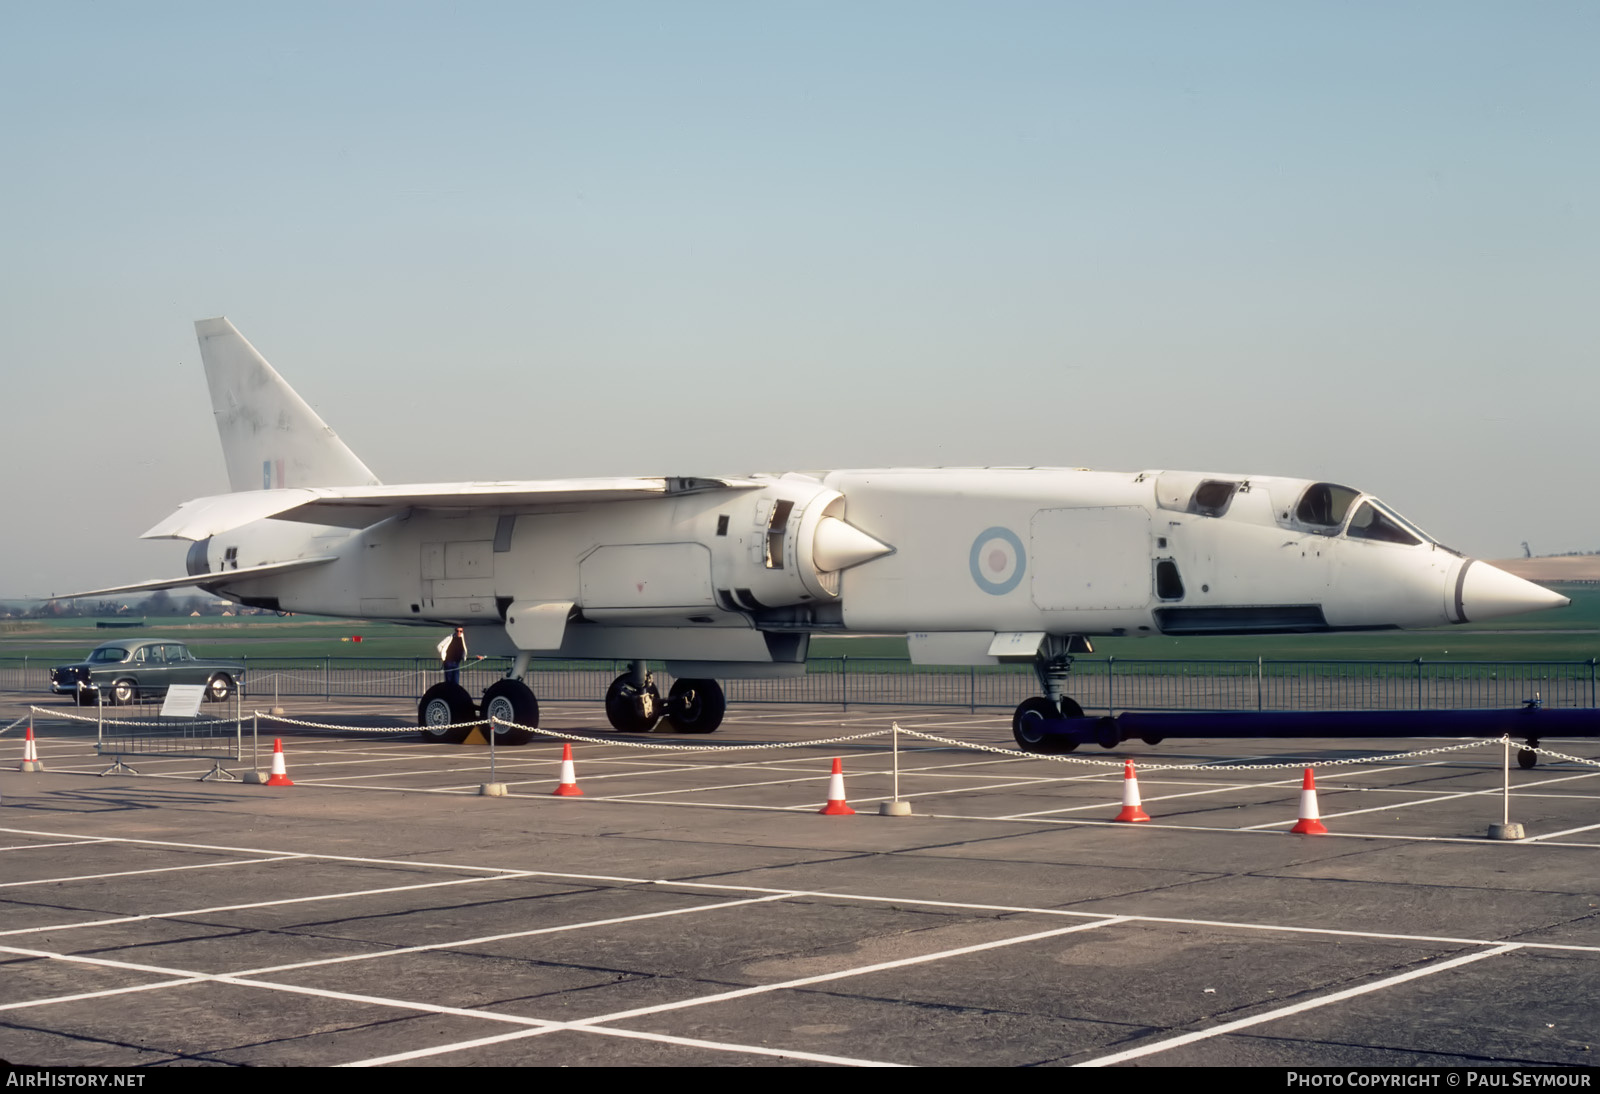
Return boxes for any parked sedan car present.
[50,640,245,706]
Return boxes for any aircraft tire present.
[482,680,539,745]
[418,682,475,743]
[1094,716,1122,749]
[605,675,662,733]
[1139,736,1165,746]
[205,673,234,703]
[1518,748,1537,770]
[1013,696,1070,753]
[665,678,725,733]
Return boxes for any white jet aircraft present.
[68,318,1570,748]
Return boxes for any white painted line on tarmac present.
[0,874,536,939]
[0,977,211,1014]
[0,838,115,853]
[669,882,1600,954]
[1073,943,1521,1067]
[0,825,630,877]
[343,916,1131,1067]
[0,855,303,889]
[1239,767,1600,830]
[1517,820,1600,842]
[234,893,795,976]
[565,1024,909,1067]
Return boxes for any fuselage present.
[185,466,1566,674]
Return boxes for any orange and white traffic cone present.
[20,726,43,772]
[552,742,584,797]
[1114,759,1151,822]
[819,757,856,815]
[265,738,295,787]
[1290,768,1328,834]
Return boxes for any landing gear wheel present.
[1013,696,1082,753]
[1095,717,1123,749]
[1518,748,1538,770]
[664,678,725,733]
[605,674,662,733]
[482,680,539,745]
[1140,737,1165,746]
[418,682,476,743]
[205,673,234,704]
[111,678,136,706]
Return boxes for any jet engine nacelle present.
[579,478,891,623]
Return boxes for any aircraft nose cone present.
[1459,561,1571,623]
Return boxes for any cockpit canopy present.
[1153,472,1440,548]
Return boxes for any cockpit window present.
[1192,480,1236,517]
[1346,500,1424,546]
[1295,483,1360,530]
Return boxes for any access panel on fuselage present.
[1029,506,1152,611]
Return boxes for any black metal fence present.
[7,655,1598,714]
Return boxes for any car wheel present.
[206,673,234,703]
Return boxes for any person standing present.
[438,627,467,685]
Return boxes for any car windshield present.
[87,647,128,663]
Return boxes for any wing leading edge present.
[142,477,764,541]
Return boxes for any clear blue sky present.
[2,1,1596,596]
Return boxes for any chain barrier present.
[250,711,894,752]
[497,721,892,753]
[892,727,1590,772]
[1511,738,1600,769]
[255,711,436,736]
[30,703,1600,772]
[28,705,238,731]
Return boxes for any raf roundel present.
[969,527,1026,595]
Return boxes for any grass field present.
[2,584,1595,665]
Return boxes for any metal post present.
[1415,658,1423,709]
[1108,656,1116,718]
[324,656,330,702]
[842,655,848,712]
[969,665,976,714]
[879,722,911,815]
[1503,738,1511,826]
[1257,656,1264,711]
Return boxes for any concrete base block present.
[480,783,509,797]
[1487,822,1526,840]
[879,800,913,816]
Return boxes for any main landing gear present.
[416,657,728,743]
[605,661,725,734]
[418,651,541,744]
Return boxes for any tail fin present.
[195,317,380,491]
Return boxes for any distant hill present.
[1490,556,1600,583]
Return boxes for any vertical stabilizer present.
[196,317,381,491]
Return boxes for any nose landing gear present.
[1010,635,1098,753]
